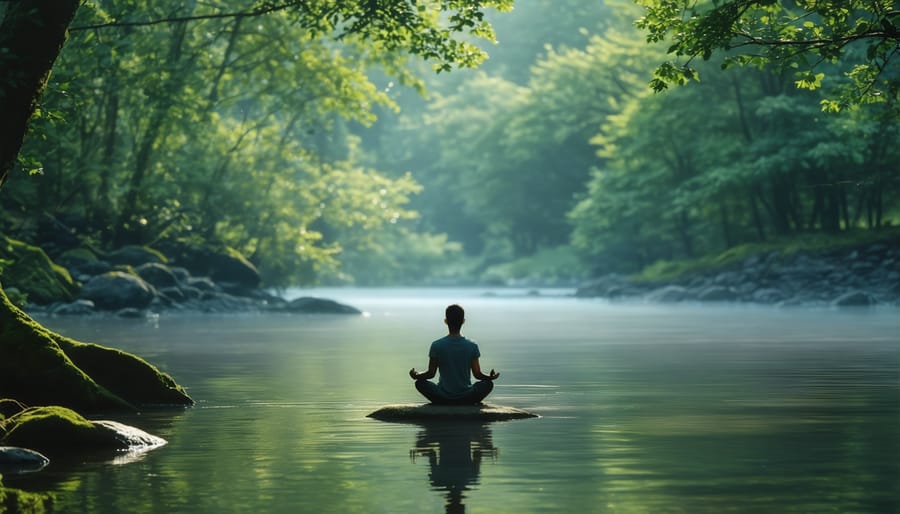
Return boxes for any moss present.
[0,284,192,411]
[633,227,900,283]
[56,337,192,406]
[59,247,98,263]
[0,287,131,412]
[0,406,115,455]
[2,287,27,309]
[106,245,167,266]
[0,235,76,304]
[0,479,54,513]
[634,242,775,282]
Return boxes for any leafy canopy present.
[70,0,514,73]
[635,0,900,112]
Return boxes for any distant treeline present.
[363,0,900,275]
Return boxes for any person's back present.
[429,335,480,398]
[409,304,500,405]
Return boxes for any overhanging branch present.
[69,0,311,31]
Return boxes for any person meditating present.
[409,304,500,405]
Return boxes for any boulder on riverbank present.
[156,241,261,292]
[273,296,362,315]
[0,235,77,305]
[105,245,167,267]
[0,234,367,317]
[79,271,157,310]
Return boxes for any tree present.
[0,0,513,187]
[570,54,900,274]
[635,0,900,113]
[0,0,81,187]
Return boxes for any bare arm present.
[471,358,499,381]
[409,358,438,380]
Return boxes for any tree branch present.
[69,1,311,31]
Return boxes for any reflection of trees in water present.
[410,422,497,514]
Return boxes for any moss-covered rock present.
[105,245,167,267]
[0,479,54,513]
[159,240,260,290]
[0,406,164,458]
[0,235,76,305]
[210,247,261,290]
[1,407,101,450]
[0,285,192,411]
[56,339,192,407]
[57,247,98,268]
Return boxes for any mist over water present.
[16,289,899,513]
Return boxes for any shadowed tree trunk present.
[0,1,81,187]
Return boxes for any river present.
[11,288,900,513]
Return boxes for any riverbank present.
[576,236,900,307]
[1,236,360,317]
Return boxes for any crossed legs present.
[415,379,493,405]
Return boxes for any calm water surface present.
[12,289,900,513]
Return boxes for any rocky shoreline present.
[1,240,361,317]
[576,241,900,307]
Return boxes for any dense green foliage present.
[635,0,900,113]
[571,57,900,272]
[0,0,511,286]
[2,0,897,285]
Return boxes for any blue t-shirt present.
[429,335,480,397]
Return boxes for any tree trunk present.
[749,190,766,241]
[113,18,191,246]
[718,197,734,248]
[0,1,81,187]
[678,210,694,258]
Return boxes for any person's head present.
[444,304,465,334]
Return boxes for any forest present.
[1,0,898,289]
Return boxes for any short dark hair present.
[445,304,465,331]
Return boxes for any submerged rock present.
[277,297,362,315]
[0,446,50,475]
[367,403,539,422]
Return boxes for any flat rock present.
[367,403,538,422]
[93,420,167,449]
[0,446,50,475]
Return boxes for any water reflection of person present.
[410,422,497,514]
